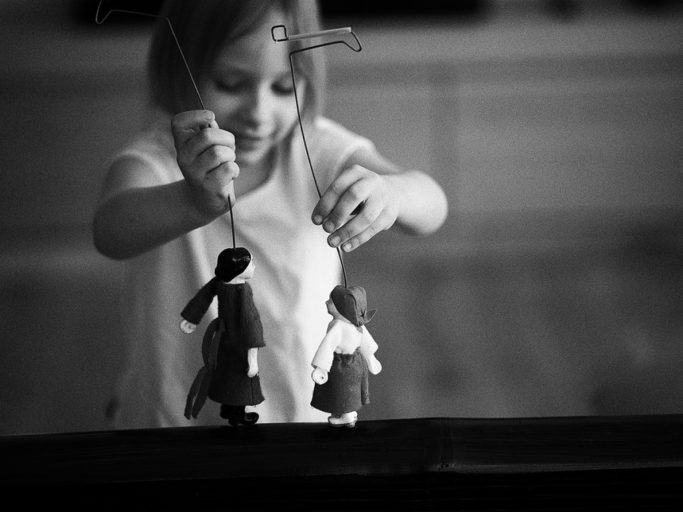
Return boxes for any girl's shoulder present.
[110,113,177,181]
[305,117,376,180]
[310,117,373,149]
[120,114,174,160]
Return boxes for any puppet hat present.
[330,285,376,327]
[215,247,252,282]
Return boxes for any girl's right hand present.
[171,110,239,220]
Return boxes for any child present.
[93,0,448,428]
[311,285,382,428]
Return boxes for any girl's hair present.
[148,0,326,124]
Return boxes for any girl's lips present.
[236,134,268,148]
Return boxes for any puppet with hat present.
[180,247,265,426]
[311,285,382,428]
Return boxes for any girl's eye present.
[273,80,295,95]
[215,80,242,92]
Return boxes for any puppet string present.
[274,25,363,288]
[95,1,237,250]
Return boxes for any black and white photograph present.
[1,0,682,509]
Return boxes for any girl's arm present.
[93,156,215,259]
[311,145,448,253]
[93,110,237,260]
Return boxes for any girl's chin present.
[236,147,266,165]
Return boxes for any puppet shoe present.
[242,411,259,425]
[220,404,240,420]
[327,415,344,426]
[328,412,357,428]
[221,405,259,426]
[228,411,259,427]
[342,411,358,428]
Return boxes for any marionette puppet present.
[96,3,271,427]
[181,247,265,426]
[311,285,382,428]
[270,25,382,428]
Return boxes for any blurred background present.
[0,0,681,435]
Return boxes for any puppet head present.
[330,285,376,327]
[215,247,252,282]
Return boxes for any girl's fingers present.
[184,127,236,157]
[327,196,384,249]
[196,145,237,175]
[312,165,367,227]
[325,179,375,232]
[331,208,395,253]
[177,130,236,181]
[208,161,240,188]
[205,167,236,210]
[171,110,216,148]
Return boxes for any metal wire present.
[271,24,363,288]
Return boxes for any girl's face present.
[202,10,301,171]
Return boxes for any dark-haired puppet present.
[310,285,382,428]
[180,247,265,426]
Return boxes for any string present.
[95,1,237,250]
[271,24,363,288]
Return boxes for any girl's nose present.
[241,85,270,126]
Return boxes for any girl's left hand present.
[312,165,399,252]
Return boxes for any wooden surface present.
[2,415,682,510]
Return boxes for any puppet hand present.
[368,357,382,375]
[171,110,239,221]
[312,165,399,253]
[179,319,196,334]
[312,367,328,385]
[247,365,259,378]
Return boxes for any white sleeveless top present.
[108,115,373,428]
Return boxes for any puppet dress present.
[182,279,265,406]
[311,319,377,415]
[311,348,369,415]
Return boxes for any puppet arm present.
[180,319,197,334]
[180,278,217,326]
[311,321,342,371]
[311,367,328,385]
[360,326,382,375]
[247,348,259,377]
[311,321,343,383]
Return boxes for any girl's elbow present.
[93,231,125,260]
[433,189,449,230]
[415,188,449,236]
[92,214,131,261]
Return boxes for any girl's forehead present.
[213,26,290,76]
